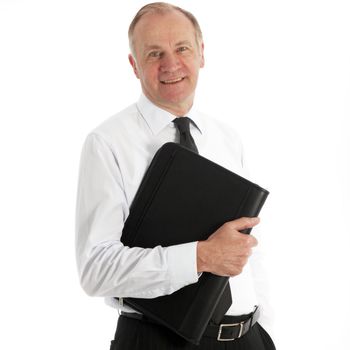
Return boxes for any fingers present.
[198,217,260,276]
[226,217,260,232]
[224,217,259,248]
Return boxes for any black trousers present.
[109,315,276,350]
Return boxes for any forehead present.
[133,10,197,50]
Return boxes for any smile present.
[160,77,185,84]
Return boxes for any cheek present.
[143,66,160,85]
[184,58,202,74]
[187,65,200,80]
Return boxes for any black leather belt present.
[121,305,259,342]
[204,306,260,341]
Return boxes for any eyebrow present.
[175,40,193,47]
[144,45,163,51]
[144,40,194,51]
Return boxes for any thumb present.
[229,217,260,231]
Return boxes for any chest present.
[117,139,245,214]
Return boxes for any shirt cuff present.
[166,242,199,288]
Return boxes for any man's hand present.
[197,217,259,277]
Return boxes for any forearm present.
[77,240,199,298]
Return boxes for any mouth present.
[160,77,185,84]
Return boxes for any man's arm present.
[75,133,199,298]
[75,133,258,299]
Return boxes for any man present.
[75,2,275,349]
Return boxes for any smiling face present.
[129,10,204,116]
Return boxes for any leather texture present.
[120,142,269,344]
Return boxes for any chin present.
[160,90,193,105]
[161,97,189,109]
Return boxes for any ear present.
[199,42,205,68]
[128,54,140,79]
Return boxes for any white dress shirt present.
[75,94,273,330]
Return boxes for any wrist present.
[197,240,209,273]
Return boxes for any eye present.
[177,46,189,53]
[148,51,162,58]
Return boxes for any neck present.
[144,94,194,117]
[158,103,192,117]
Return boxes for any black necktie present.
[172,117,232,324]
[172,117,198,153]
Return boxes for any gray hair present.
[128,2,203,55]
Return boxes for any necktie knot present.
[172,117,199,154]
[173,117,191,134]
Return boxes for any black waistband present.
[120,305,260,342]
[204,306,260,341]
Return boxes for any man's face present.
[129,10,204,116]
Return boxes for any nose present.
[160,53,181,73]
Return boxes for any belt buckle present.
[217,321,244,341]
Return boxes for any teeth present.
[161,77,183,84]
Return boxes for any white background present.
[1,0,349,349]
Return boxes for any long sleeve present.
[75,133,199,298]
[75,97,269,319]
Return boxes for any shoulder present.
[82,102,147,155]
[90,103,139,142]
[197,110,244,149]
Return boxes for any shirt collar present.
[136,94,203,135]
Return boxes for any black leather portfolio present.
[120,142,269,344]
